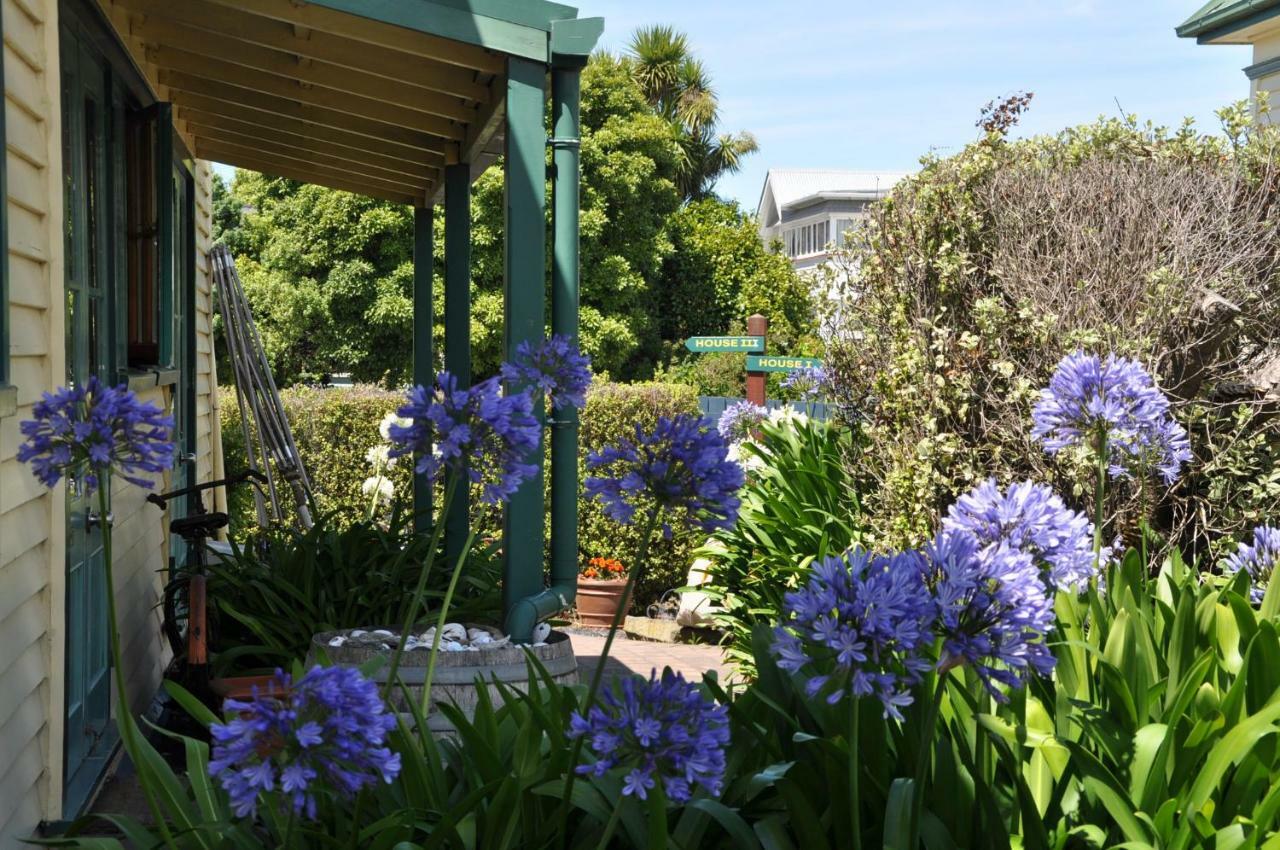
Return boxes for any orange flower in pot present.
[577,557,630,627]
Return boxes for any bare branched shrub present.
[823,114,1280,562]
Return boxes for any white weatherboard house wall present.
[756,168,907,274]
[1178,0,1280,114]
[0,0,223,842]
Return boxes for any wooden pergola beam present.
[183,123,438,188]
[175,108,439,179]
[195,140,427,205]
[192,0,505,73]
[159,71,448,153]
[150,49,465,138]
[107,0,493,101]
[168,92,443,167]
[133,22,479,123]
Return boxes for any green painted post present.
[413,205,434,533]
[444,163,471,566]
[548,68,581,597]
[501,57,547,641]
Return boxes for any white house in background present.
[1177,0,1280,109]
[756,169,908,273]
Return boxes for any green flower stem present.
[381,474,458,703]
[594,803,624,850]
[848,698,862,850]
[584,505,664,711]
[907,673,948,850]
[557,503,664,850]
[98,484,178,850]
[419,526,481,716]
[1093,431,1109,562]
[282,807,297,850]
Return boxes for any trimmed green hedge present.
[220,379,702,608]
[220,384,415,531]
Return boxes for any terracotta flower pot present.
[576,577,631,627]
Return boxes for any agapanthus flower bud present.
[925,530,1056,700]
[772,547,935,719]
[1031,351,1191,484]
[388,372,540,505]
[716,400,767,443]
[943,479,1100,593]
[584,414,743,537]
[499,334,592,411]
[17,377,174,494]
[781,365,827,400]
[569,669,729,803]
[1223,525,1280,604]
[208,666,400,820]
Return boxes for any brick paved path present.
[567,628,734,685]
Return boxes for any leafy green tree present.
[626,25,758,201]
[659,198,814,351]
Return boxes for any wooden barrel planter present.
[311,626,578,734]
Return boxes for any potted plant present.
[576,556,630,627]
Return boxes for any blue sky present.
[586,0,1253,209]
[212,2,1252,210]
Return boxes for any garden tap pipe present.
[506,65,582,644]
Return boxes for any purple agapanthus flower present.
[943,479,1101,593]
[1223,525,1280,604]
[772,547,936,719]
[499,334,592,411]
[16,377,174,494]
[1031,351,1192,484]
[388,372,540,504]
[781,365,827,400]
[584,414,744,537]
[925,530,1057,700]
[716,400,767,443]
[208,666,401,820]
[568,668,729,803]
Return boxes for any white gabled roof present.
[757,169,909,227]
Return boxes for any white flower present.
[379,412,412,442]
[726,439,766,473]
[362,476,395,504]
[767,407,809,428]
[365,444,394,469]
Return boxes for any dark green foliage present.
[221,173,418,386]
[578,380,703,607]
[701,415,866,672]
[201,508,500,673]
[659,198,815,354]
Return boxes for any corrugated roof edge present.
[1177,0,1280,41]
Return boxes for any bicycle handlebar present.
[146,468,267,510]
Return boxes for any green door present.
[59,22,115,815]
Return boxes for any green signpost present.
[684,335,765,353]
[745,354,823,373]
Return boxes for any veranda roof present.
[98,0,602,204]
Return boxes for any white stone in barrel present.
[311,625,578,734]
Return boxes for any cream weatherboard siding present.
[1250,29,1280,112]
[0,0,223,843]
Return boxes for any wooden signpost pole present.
[746,314,767,407]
